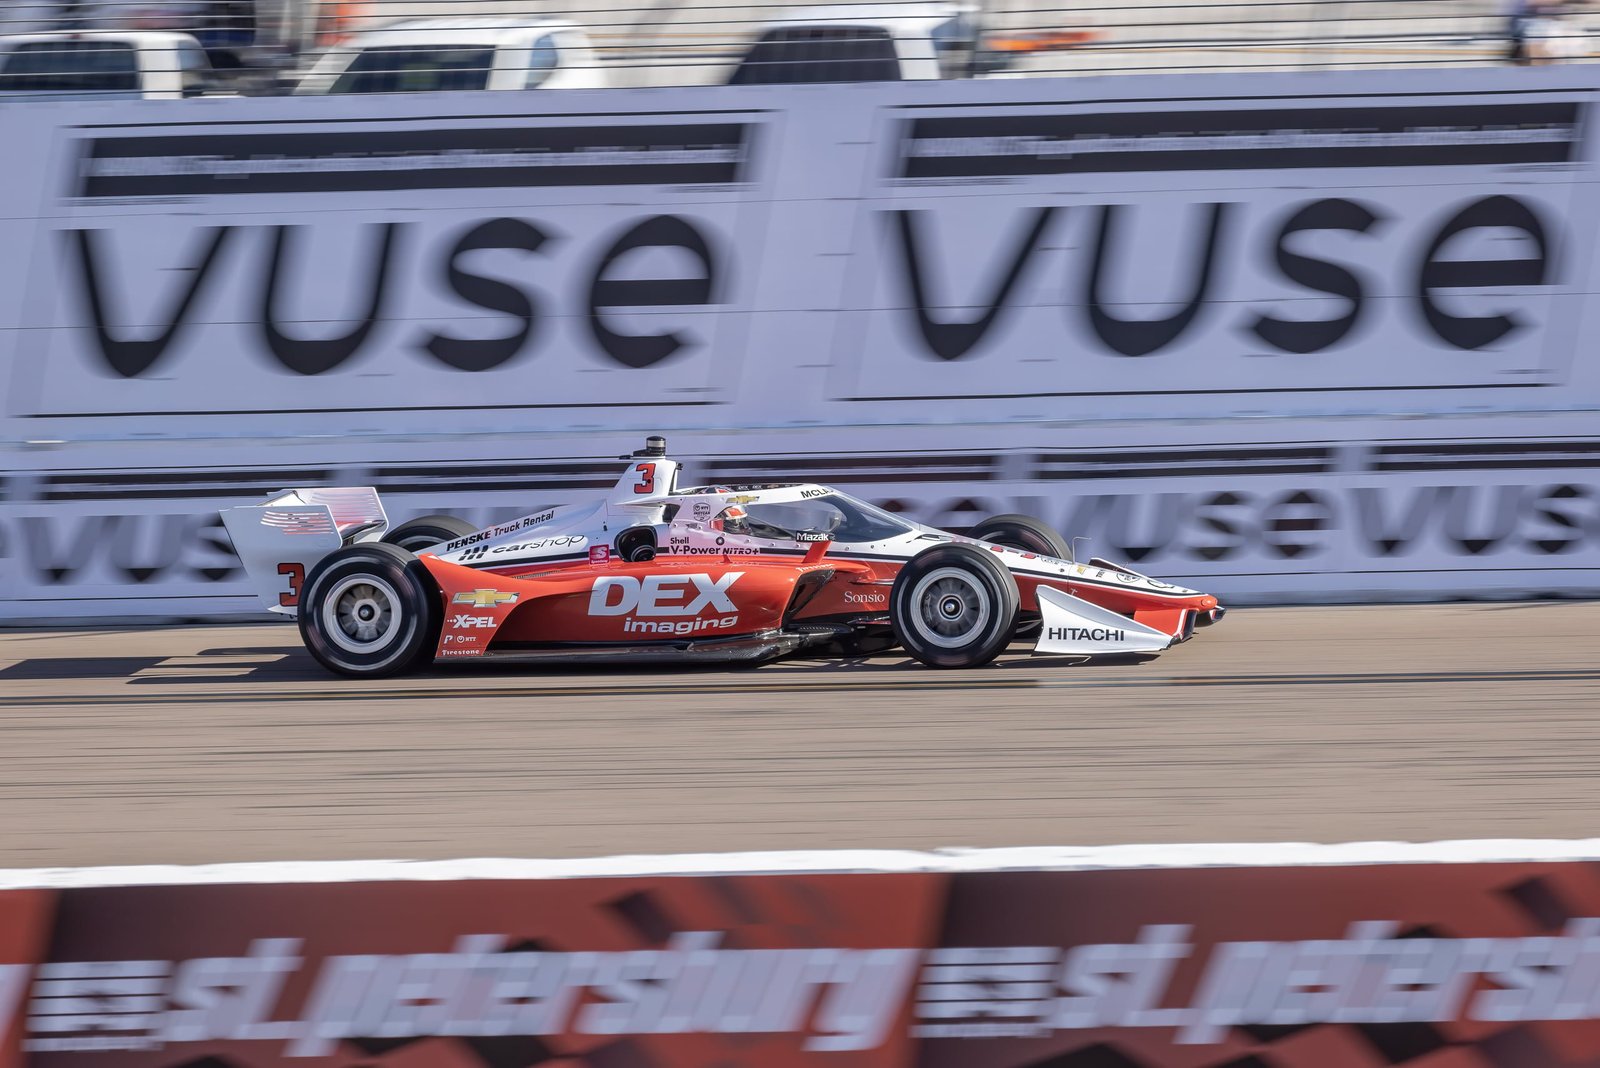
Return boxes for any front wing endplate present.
[1033,585,1174,657]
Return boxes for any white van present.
[727,3,983,83]
[0,30,219,99]
[295,17,605,94]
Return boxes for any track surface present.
[2,602,1597,867]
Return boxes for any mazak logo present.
[450,614,496,629]
[588,573,742,617]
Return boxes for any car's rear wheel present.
[890,544,1019,668]
[299,543,440,677]
[382,514,477,552]
[968,513,1071,560]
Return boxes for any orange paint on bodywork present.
[422,554,834,657]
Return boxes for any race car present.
[220,437,1224,677]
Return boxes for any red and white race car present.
[221,437,1223,676]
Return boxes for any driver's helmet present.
[711,504,749,535]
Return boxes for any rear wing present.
[220,488,388,615]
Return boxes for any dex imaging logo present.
[589,573,743,636]
[588,573,741,617]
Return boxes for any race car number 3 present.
[277,562,305,607]
[633,463,656,495]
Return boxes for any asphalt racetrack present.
[1,601,1596,868]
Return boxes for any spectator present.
[1507,0,1535,63]
[1527,0,1584,62]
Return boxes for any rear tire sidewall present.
[382,514,477,553]
[890,544,1019,668]
[299,543,440,677]
[968,513,1071,560]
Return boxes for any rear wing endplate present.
[220,488,387,615]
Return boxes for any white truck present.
[295,17,605,94]
[726,2,983,83]
[0,30,221,99]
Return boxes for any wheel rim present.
[908,566,993,649]
[322,574,402,654]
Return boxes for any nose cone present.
[1199,595,1218,610]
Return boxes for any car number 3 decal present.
[633,463,656,495]
[277,562,305,607]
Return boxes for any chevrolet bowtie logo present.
[453,589,519,608]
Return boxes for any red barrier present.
[924,863,1600,1068]
[15,873,946,1066]
[0,891,53,1068]
[4,855,1600,1065]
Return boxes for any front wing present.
[1033,585,1175,657]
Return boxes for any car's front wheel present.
[890,544,1019,668]
[299,543,440,678]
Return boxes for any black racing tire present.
[298,543,441,678]
[968,513,1072,560]
[890,544,1019,669]
[382,514,477,552]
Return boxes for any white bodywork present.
[1035,587,1173,656]
[0,30,216,99]
[295,18,604,93]
[220,488,387,614]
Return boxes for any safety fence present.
[0,0,1579,98]
[0,841,1599,1065]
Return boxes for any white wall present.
[4,66,1600,618]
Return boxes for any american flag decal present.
[299,487,384,528]
[260,509,336,536]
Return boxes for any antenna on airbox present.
[629,435,668,459]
